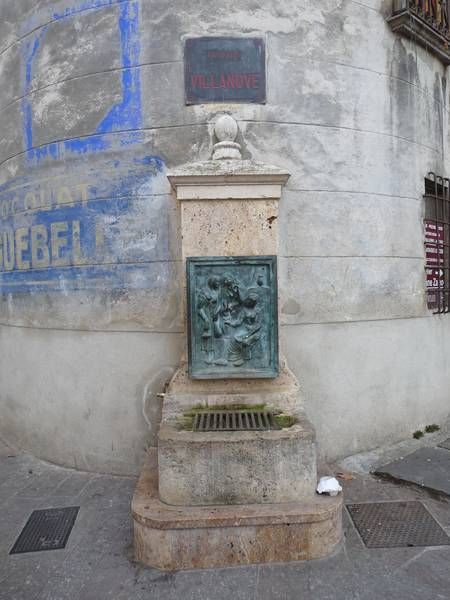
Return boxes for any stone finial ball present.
[214,115,238,142]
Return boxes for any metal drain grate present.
[347,501,450,548]
[192,410,279,432]
[438,438,450,450]
[10,506,79,554]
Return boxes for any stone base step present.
[132,450,343,571]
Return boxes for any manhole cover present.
[347,501,450,548]
[192,410,279,432]
[10,506,79,554]
[438,438,450,450]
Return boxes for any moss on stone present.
[425,424,440,433]
[176,415,195,431]
[274,415,298,429]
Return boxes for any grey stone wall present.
[0,0,448,473]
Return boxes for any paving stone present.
[1,449,450,599]
[438,438,450,451]
[0,570,48,600]
[375,447,450,497]
[138,565,259,600]
[0,456,70,504]
[396,546,450,600]
[15,470,74,499]
[37,577,84,600]
[0,439,17,458]
[77,475,136,509]
[46,471,94,498]
[0,457,44,500]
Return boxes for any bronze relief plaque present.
[187,256,278,379]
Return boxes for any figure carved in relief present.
[225,292,262,366]
[221,273,242,318]
[248,272,270,304]
[197,276,222,364]
[196,273,264,367]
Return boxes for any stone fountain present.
[131,115,342,570]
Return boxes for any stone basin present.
[158,411,317,506]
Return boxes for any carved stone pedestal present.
[158,362,317,506]
[132,449,343,571]
[132,116,343,570]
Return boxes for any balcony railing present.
[388,1,450,64]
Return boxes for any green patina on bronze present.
[187,256,279,379]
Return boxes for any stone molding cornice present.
[167,160,290,201]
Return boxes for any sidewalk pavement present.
[1,437,450,600]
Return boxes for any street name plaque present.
[184,37,266,104]
[187,256,278,379]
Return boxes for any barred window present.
[424,173,450,313]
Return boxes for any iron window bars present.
[424,173,450,314]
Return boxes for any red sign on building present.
[184,38,266,104]
[425,220,445,310]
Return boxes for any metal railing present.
[394,0,450,35]
[389,1,450,64]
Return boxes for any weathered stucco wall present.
[0,0,449,474]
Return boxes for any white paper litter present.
[316,476,342,497]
